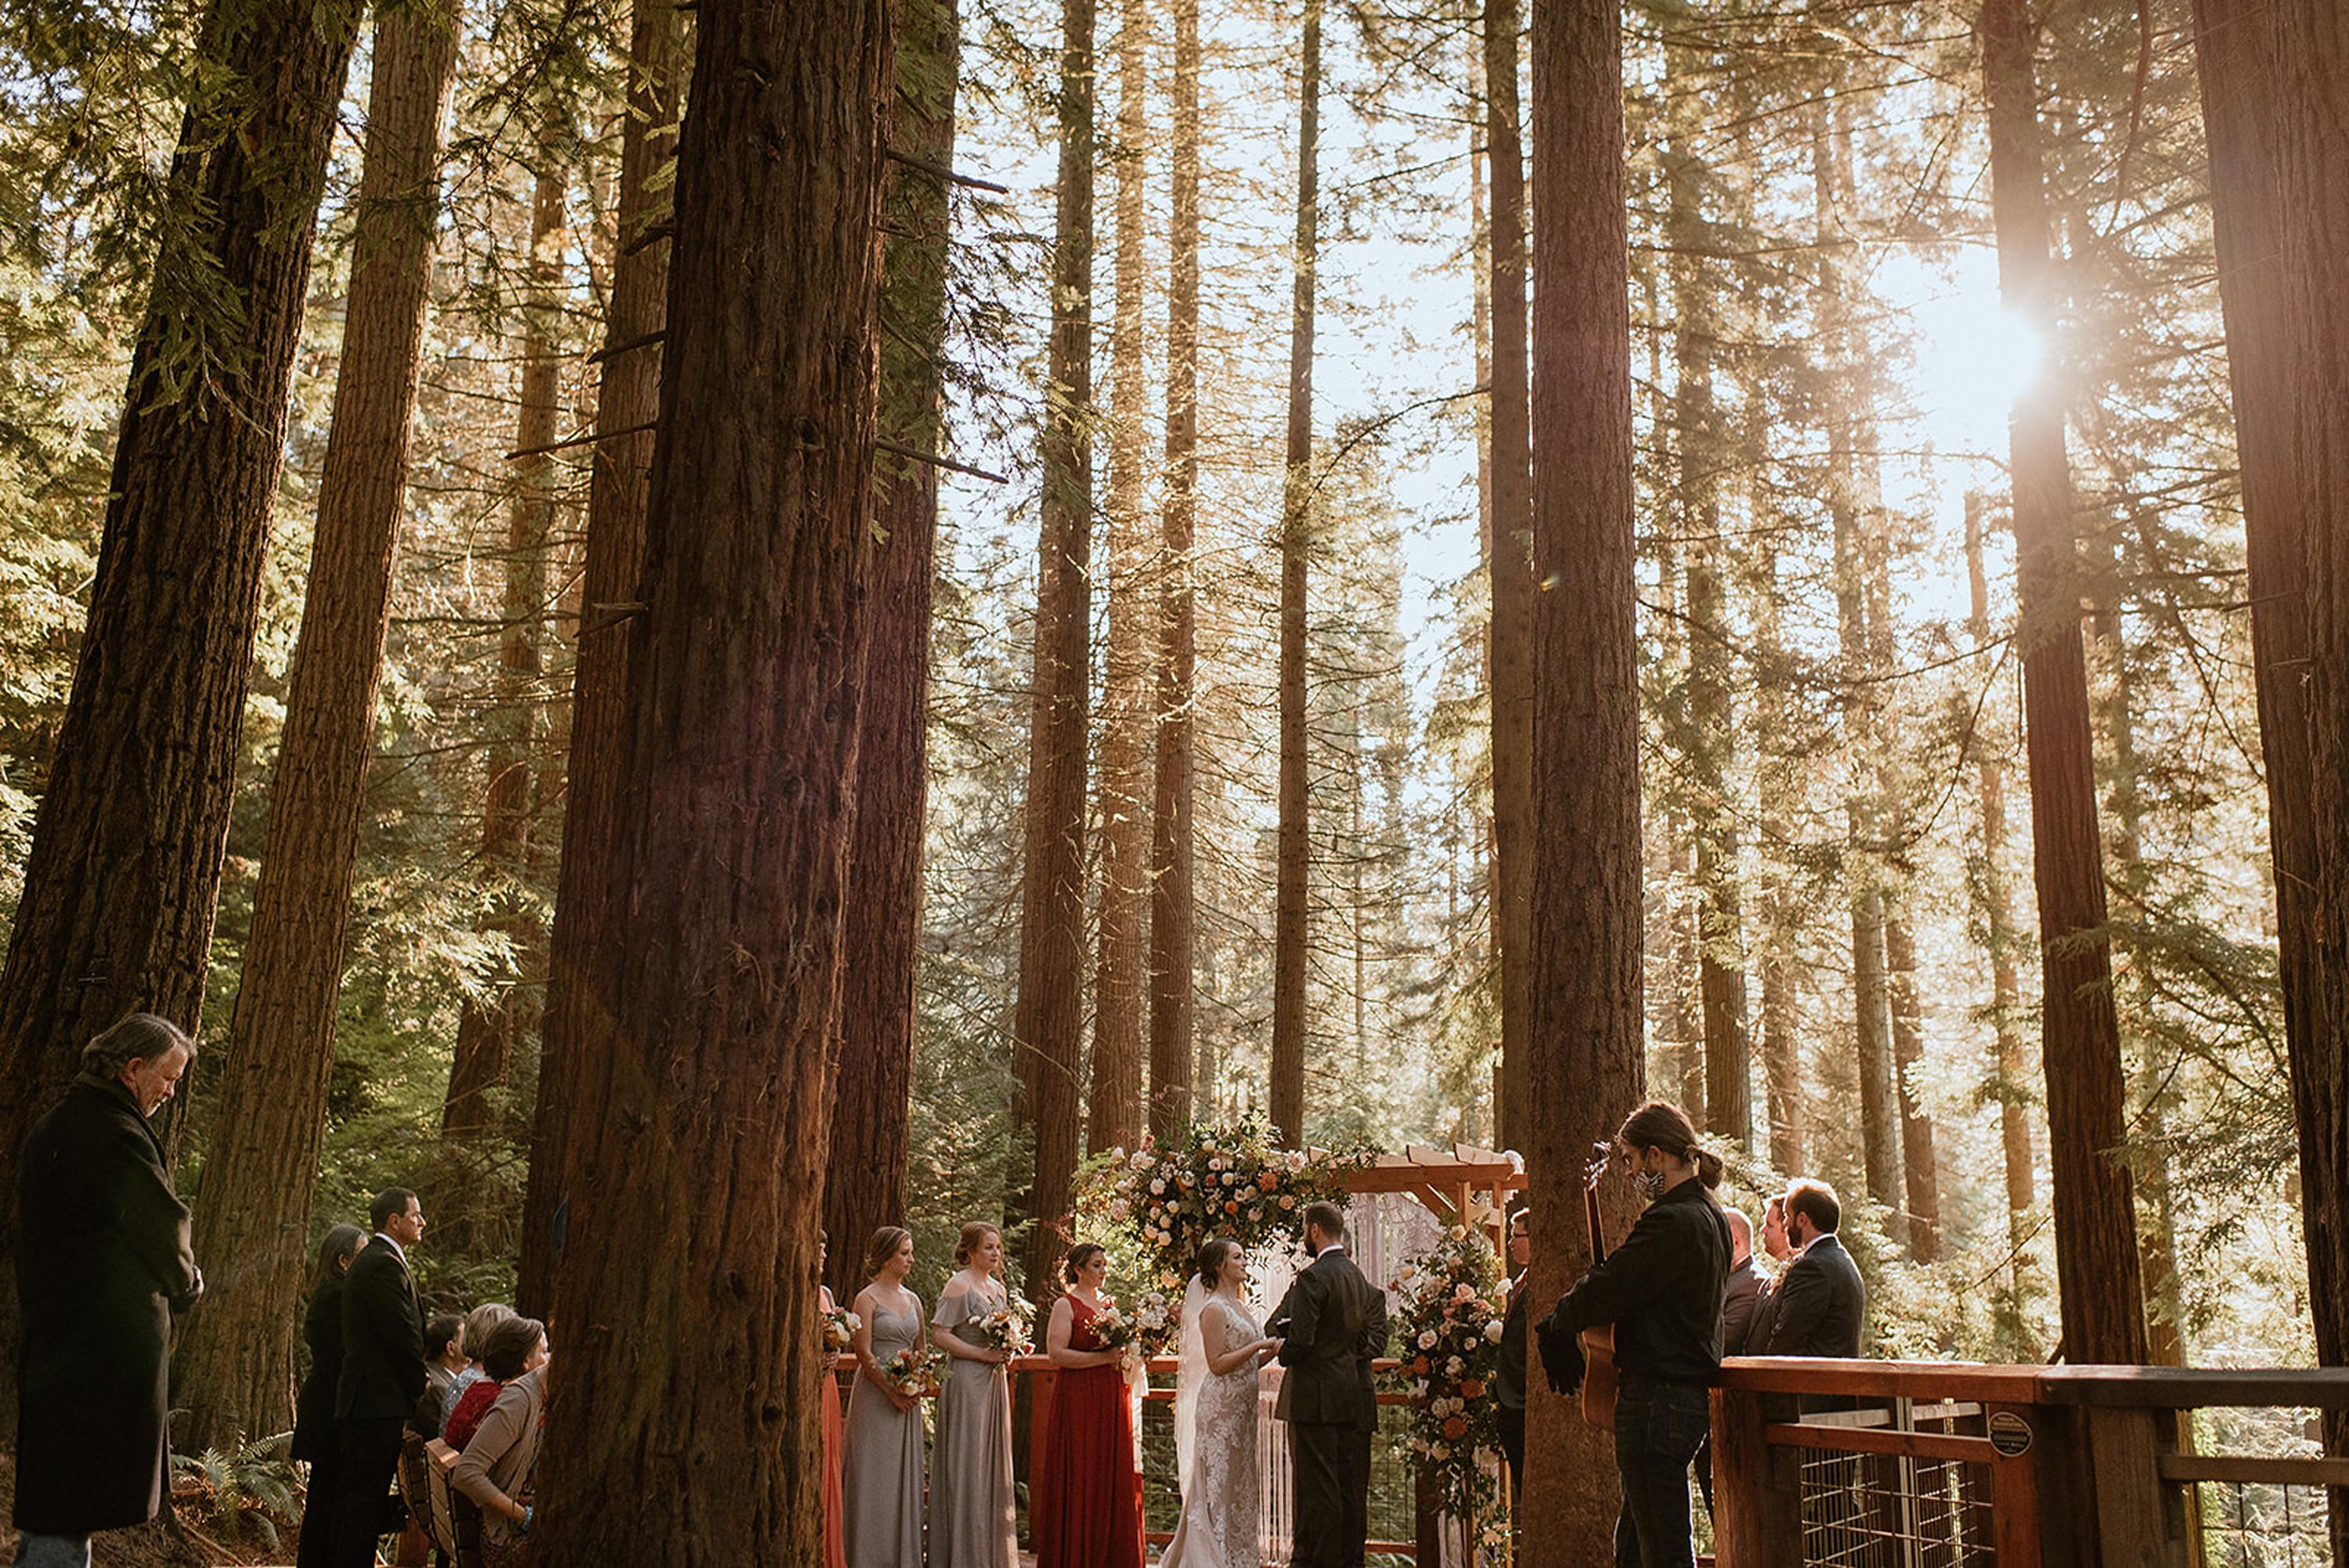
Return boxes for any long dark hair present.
[310,1224,366,1295]
[1616,1101,1725,1188]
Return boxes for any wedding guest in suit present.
[931,1222,1018,1568]
[293,1223,366,1568]
[1495,1207,1532,1499]
[1033,1242,1144,1568]
[420,1316,465,1415]
[1759,1180,1864,1360]
[1693,1206,1760,1515]
[12,1014,203,1568]
[1271,1201,1387,1568]
[449,1317,550,1567]
[329,1188,428,1568]
[1744,1196,1793,1354]
[843,1227,927,1568]
[1540,1101,1731,1568]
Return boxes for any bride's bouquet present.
[1091,1303,1148,1381]
[971,1294,1036,1357]
[879,1345,944,1398]
[821,1307,861,1354]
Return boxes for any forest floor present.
[0,1449,290,1567]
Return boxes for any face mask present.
[1633,1166,1669,1202]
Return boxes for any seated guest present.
[1758,1180,1863,1359]
[441,1302,516,1436]
[414,1316,467,1436]
[451,1318,550,1567]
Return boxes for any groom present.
[1272,1201,1388,1568]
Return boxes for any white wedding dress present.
[1160,1290,1262,1568]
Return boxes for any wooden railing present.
[1711,1358,2349,1567]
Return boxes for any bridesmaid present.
[819,1234,848,1568]
[843,1227,926,1568]
[1033,1242,1144,1568]
[930,1222,1018,1568]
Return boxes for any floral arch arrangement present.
[1387,1225,1509,1531]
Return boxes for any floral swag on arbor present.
[1386,1226,1510,1544]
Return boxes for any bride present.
[1160,1238,1281,1568]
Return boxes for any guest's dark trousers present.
[1611,1372,1710,1568]
[328,1416,408,1568]
[1290,1418,1373,1568]
[296,1437,344,1568]
[1498,1402,1526,1500]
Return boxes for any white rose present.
[1446,1356,1465,1378]
[1417,1330,1438,1350]
[1150,1178,1166,1195]
[1484,1320,1506,1343]
[1454,1282,1474,1302]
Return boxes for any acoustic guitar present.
[1580,1142,1618,1429]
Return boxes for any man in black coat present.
[1759,1179,1864,1359]
[1494,1206,1531,1500]
[14,1013,203,1568]
[1272,1201,1388,1568]
[328,1188,428,1568]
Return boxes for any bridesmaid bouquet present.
[1090,1304,1148,1381]
[972,1295,1036,1356]
[821,1307,861,1354]
[880,1345,945,1397]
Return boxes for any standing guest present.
[1758,1180,1864,1360]
[1033,1242,1144,1568]
[330,1188,428,1568]
[1495,1207,1532,1501]
[13,1014,203,1568]
[1269,1202,1387,1568]
[1537,1101,1730,1568]
[818,1236,846,1568]
[449,1319,550,1568]
[440,1302,517,1435]
[294,1224,367,1568]
[843,1227,926,1568]
[1692,1206,1759,1516]
[931,1221,1019,1568]
[1745,1196,1793,1353]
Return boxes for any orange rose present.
[1442,1417,1468,1440]
[1459,1379,1485,1399]
[1257,1172,1279,1191]
[1410,1357,1430,1375]
[1225,1199,1239,1214]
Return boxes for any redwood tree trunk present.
[1979,0,2147,1366]
[0,0,359,1390]
[825,0,955,1296]
[1482,0,1535,1156]
[532,0,889,1554]
[1885,915,1940,1261]
[517,0,687,1317]
[1089,0,1152,1158]
[2191,0,2349,1541]
[1523,0,1642,1555]
[1269,0,1321,1148]
[170,0,457,1449]
[1146,0,1201,1142]
[1015,0,1095,1289]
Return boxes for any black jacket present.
[1272,1247,1387,1427]
[337,1236,425,1422]
[1759,1234,1864,1359]
[1495,1270,1528,1411]
[1548,1177,1731,1386]
[1720,1258,1762,1358]
[291,1271,347,1462]
[14,1073,202,1534]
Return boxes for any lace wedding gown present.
[1160,1296,1261,1568]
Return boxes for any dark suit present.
[1760,1234,1863,1358]
[291,1271,348,1568]
[1694,1256,1760,1513]
[330,1236,424,1568]
[1272,1246,1388,1568]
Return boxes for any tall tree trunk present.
[1146,0,1201,1142]
[1751,421,1806,1175]
[1015,0,1095,1288]
[0,0,359,1390]
[169,0,456,1448]
[517,0,687,1317]
[1482,0,1535,1156]
[531,0,889,1552]
[1269,0,1321,1148]
[2190,0,2348,1540]
[1979,0,2148,1366]
[824,0,954,1299]
[1089,0,1152,1157]
[1884,917,1940,1260]
[443,162,565,1163]
[1523,0,1641,1555]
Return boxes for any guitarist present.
[1538,1101,1731,1568]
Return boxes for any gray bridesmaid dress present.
[843,1291,926,1568]
[929,1285,1019,1568]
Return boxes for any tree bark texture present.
[1481,0,1535,1157]
[0,0,359,1391]
[1523,0,1643,1556]
[1089,0,1152,1159]
[517,0,687,1318]
[1979,0,2148,1367]
[1885,915,1940,1261]
[1269,0,1320,1148]
[1146,0,1201,1143]
[170,0,456,1450]
[1014,0,1094,1289]
[531,0,889,1555]
[825,0,955,1297]
[2192,0,2349,1541]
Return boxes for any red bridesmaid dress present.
[821,1317,848,1568]
[1032,1293,1145,1568]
